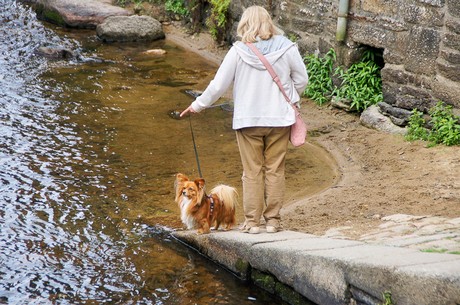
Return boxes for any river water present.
[0,2,334,304]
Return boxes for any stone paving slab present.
[172,229,460,305]
[324,214,460,253]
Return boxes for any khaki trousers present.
[236,126,290,229]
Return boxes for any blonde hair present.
[237,6,279,43]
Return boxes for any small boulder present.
[34,0,131,28]
[96,15,165,43]
[360,105,407,135]
[143,49,167,55]
[35,46,76,59]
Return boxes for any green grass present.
[421,248,460,255]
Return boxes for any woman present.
[180,5,308,234]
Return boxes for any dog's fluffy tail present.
[210,185,238,210]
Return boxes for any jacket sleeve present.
[289,45,309,95]
[191,47,238,112]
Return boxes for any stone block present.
[251,269,276,294]
[399,84,436,101]
[296,0,334,18]
[297,36,319,57]
[248,238,362,305]
[437,59,460,82]
[350,285,382,305]
[172,230,311,279]
[383,32,411,65]
[382,82,399,105]
[291,18,325,35]
[378,102,413,122]
[440,49,460,65]
[404,27,441,75]
[429,76,460,108]
[361,0,399,15]
[447,0,460,18]
[395,92,437,112]
[443,32,460,49]
[381,65,410,85]
[348,21,396,49]
[314,245,460,305]
[318,38,334,55]
[403,3,445,26]
[417,0,445,7]
[275,281,313,305]
[173,229,460,305]
[382,65,438,96]
[395,261,460,305]
[446,18,460,34]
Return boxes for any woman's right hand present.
[180,105,197,117]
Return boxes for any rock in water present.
[35,0,131,28]
[96,15,165,42]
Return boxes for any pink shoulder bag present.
[246,42,307,147]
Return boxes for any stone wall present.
[227,0,460,112]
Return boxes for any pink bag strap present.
[246,42,291,104]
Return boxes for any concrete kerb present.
[172,229,460,305]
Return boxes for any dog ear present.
[175,173,189,203]
[195,179,205,204]
[195,178,205,190]
[176,173,189,183]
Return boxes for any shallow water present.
[0,2,334,304]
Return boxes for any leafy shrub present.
[405,102,460,146]
[303,48,336,105]
[333,50,383,112]
[206,0,231,42]
[165,0,189,16]
[428,102,460,146]
[405,109,429,142]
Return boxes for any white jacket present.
[191,35,309,130]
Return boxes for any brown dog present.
[175,173,237,234]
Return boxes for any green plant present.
[303,48,336,105]
[428,102,460,146]
[382,291,393,305]
[405,108,429,142]
[133,0,144,12]
[287,33,298,42]
[165,0,189,16]
[333,50,383,112]
[206,0,231,41]
[421,248,460,255]
[421,248,449,253]
[406,102,460,146]
[115,0,128,6]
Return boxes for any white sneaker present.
[266,226,278,233]
[240,226,260,234]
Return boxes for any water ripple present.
[0,2,288,305]
[0,2,142,303]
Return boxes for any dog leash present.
[188,115,203,177]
